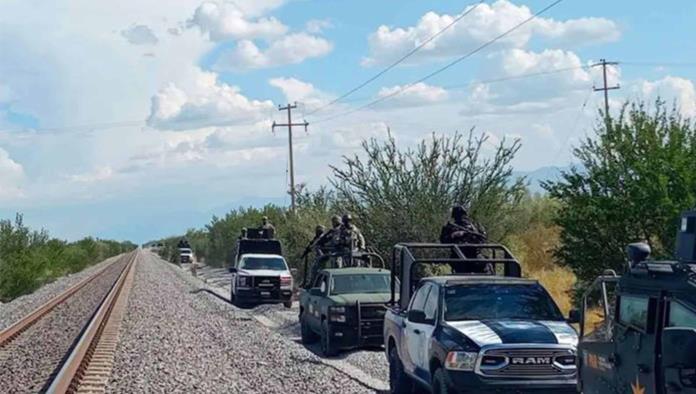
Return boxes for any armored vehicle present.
[384,243,579,394]
[578,211,696,394]
[229,228,293,308]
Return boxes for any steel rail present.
[0,254,130,347]
[46,250,138,393]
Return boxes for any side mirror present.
[662,328,696,368]
[228,267,237,273]
[408,310,427,324]
[309,288,323,297]
[567,309,581,324]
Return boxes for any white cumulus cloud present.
[147,69,274,130]
[214,33,333,70]
[187,1,287,41]
[638,76,696,117]
[0,147,25,199]
[377,82,448,107]
[268,77,332,110]
[363,0,620,66]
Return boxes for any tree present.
[544,100,696,284]
[330,130,527,257]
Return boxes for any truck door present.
[578,276,619,394]
[661,300,696,393]
[402,283,432,378]
[309,274,328,330]
[613,293,658,394]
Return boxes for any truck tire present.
[389,345,415,394]
[432,368,452,394]
[320,320,338,357]
[300,313,318,344]
[283,300,293,308]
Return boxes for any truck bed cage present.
[244,227,273,240]
[301,251,386,288]
[390,243,522,309]
[236,238,282,258]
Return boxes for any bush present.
[0,214,135,302]
[544,100,696,285]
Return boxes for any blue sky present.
[1,0,695,242]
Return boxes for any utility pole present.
[592,59,620,117]
[272,102,308,213]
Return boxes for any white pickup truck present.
[229,238,293,308]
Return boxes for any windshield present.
[444,284,564,321]
[330,274,391,295]
[240,257,287,271]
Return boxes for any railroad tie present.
[74,258,138,394]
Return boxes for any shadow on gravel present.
[292,337,384,361]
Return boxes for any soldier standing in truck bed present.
[338,214,366,252]
[301,225,326,259]
[261,216,276,239]
[440,204,490,273]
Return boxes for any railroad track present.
[0,250,138,393]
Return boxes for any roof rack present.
[390,243,522,309]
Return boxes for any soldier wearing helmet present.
[339,213,366,252]
[301,225,327,258]
[440,204,490,273]
[261,216,276,239]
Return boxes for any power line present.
[311,0,565,125]
[307,1,485,116]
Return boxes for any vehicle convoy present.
[229,228,293,308]
[577,210,696,394]
[298,252,392,356]
[384,243,580,394]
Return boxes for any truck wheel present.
[320,321,338,357]
[432,368,452,394]
[389,345,415,393]
[283,300,293,308]
[300,314,318,344]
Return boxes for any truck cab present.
[229,233,293,308]
[384,243,579,394]
[578,211,696,394]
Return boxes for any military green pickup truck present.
[298,267,393,356]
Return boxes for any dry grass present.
[506,223,576,314]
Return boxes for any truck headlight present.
[445,351,479,371]
[237,275,249,288]
[329,306,346,323]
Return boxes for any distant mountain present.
[513,166,572,194]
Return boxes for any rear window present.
[444,284,564,321]
[240,257,287,271]
[330,274,391,295]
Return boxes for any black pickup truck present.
[383,243,580,394]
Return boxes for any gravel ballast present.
[108,252,373,393]
[0,255,130,392]
[0,254,123,331]
[190,261,390,384]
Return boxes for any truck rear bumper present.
[444,370,576,394]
